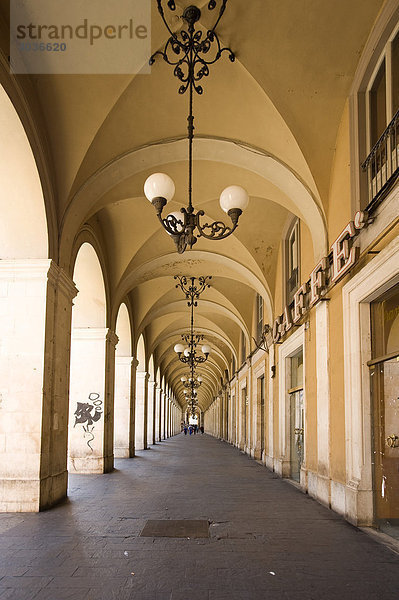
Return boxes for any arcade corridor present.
[2,0,399,586]
[0,434,398,600]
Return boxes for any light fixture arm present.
[252,324,272,353]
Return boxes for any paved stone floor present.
[1,434,399,599]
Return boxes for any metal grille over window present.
[362,29,399,209]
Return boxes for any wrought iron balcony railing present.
[361,109,399,210]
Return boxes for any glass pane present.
[392,31,399,116]
[371,282,399,359]
[371,358,399,537]
[370,59,387,147]
[290,389,304,482]
[290,349,303,389]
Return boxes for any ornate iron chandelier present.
[181,374,202,389]
[173,275,211,408]
[144,1,249,254]
[173,275,212,366]
[181,368,202,409]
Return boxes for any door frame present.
[342,235,399,525]
[276,325,306,478]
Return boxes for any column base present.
[114,447,130,458]
[306,470,330,507]
[68,455,114,474]
[274,457,291,477]
[265,454,274,470]
[345,479,373,526]
[0,470,68,512]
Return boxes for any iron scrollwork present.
[150,1,235,97]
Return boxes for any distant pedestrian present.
[200,426,204,434]
[189,425,193,435]
[184,425,188,435]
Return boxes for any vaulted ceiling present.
[0,0,385,411]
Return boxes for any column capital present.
[48,261,78,301]
[131,357,139,369]
[136,370,149,381]
[106,329,119,347]
[0,259,78,301]
[72,327,116,342]
[115,355,134,366]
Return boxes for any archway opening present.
[0,84,50,511]
[135,335,147,450]
[114,303,133,458]
[147,355,155,447]
[69,243,107,476]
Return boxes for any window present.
[241,330,246,364]
[367,30,399,152]
[286,219,300,306]
[369,59,387,149]
[256,294,264,342]
[362,26,399,208]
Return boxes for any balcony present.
[362,110,399,211]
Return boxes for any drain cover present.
[140,520,209,538]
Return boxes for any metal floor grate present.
[140,519,210,538]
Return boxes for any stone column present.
[114,356,133,458]
[316,301,331,505]
[162,391,167,440]
[147,380,156,446]
[0,260,78,512]
[220,394,225,439]
[159,390,164,440]
[155,385,161,442]
[166,398,170,438]
[69,328,118,474]
[104,330,118,470]
[130,358,139,457]
[135,371,149,450]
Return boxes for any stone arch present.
[0,82,60,511]
[59,137,327,269]
[114,303,133,458]
[135,334,148,450]
[147,355,156,446]
[68,242,109,475]
[0,84,48,259]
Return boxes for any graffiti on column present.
[74,393,102,451]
